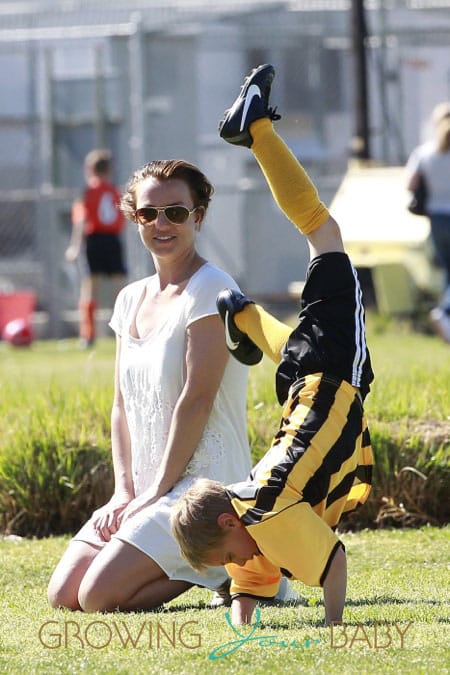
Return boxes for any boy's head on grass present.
[170,478,259,572]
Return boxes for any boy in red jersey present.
[66,149,127,347]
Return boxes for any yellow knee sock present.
[232,121,328,363]
[234,303,292,365]
[250,118,329,235]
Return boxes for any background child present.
[65,149,127,347]
[171,64,374,626]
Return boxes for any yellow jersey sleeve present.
[249,501,341,587]
[226,555,282,599]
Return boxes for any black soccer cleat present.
[218,64,281,148]
[216,289,263,366]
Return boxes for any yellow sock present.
[250,118,329,235]
[234,303,292,365]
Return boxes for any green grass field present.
[1,320,449,673]
[1,527,449,674]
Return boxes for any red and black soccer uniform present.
[79,177,126,276]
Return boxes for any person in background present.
[49,156,297,612]
[65,149,127,347]
[406,103,450,343]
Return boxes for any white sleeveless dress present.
[73,263,251,589]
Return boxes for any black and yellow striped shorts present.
[250,372,373,529]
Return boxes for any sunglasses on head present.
[135,205,197,226]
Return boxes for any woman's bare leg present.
[48,540,102,610]
[77,538,192,613]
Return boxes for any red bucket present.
[0,291,36,344]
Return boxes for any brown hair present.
[120,159,214,222]
[170,478,233,572]
[84,149,113,177]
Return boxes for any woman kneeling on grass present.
[47,158,254,612]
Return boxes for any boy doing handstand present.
[171,64,374,626]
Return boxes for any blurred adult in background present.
[48,158,254,612]
[65,149,127,347]
[406,103,450,343]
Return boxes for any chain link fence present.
[0,1,449,337]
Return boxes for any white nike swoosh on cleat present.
[224,311,240,350]
[240,84,261,132]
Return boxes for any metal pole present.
[41,48,55,188]
[128,14,153,280]
[129,15,146,170]
[378,0,389,162]
[350,0,370,160]
[39,48,62,337]
[94,43,106,148]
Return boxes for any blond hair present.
[436,117,450,153]
[432,101,450,128]
[170,478,233,572]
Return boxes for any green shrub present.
[0,332,449,536]
[341,422,449,530]
[0,382,113,536]
[0,439,112,537]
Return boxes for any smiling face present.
[134,176,202,260]
[203,514,260,567]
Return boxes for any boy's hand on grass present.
[323,544,347,625]
[91,493,133,541]
[231,596,258,625]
